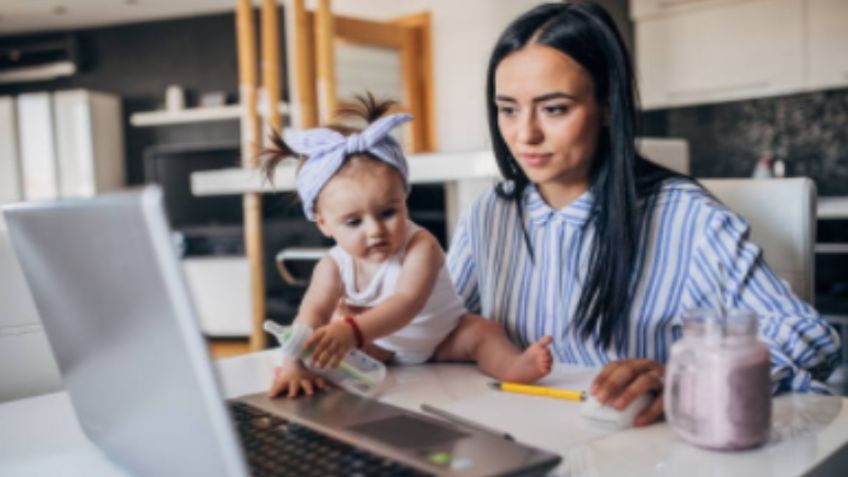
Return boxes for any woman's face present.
[494,44,604,206]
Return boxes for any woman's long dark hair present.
[486,1,679,348]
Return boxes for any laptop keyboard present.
[229,401,433,477]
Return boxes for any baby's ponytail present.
[259,128,299,184]
[259,92,399,184]
[337,92,397,124]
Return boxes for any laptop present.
[3,186,561,477]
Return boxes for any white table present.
[2,349,848,477]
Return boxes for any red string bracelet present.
[343,315,364,348]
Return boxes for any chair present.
[699,178,816,303]
[275,247,328,287]
[638,138,691,175]
[0,220,63,402]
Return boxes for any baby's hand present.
[305,320,357,369]
[268,358,327,399]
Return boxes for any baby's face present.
[314,159,409,263]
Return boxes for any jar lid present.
[681,308,758,344]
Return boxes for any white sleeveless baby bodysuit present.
[327,221,466,364]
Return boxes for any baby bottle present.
[665,309,771,450]
[264,320,386,397]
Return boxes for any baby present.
[263,95,552,398]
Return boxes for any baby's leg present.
[434,314,552,383]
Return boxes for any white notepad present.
[439,365,615,455]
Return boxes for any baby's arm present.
[292,255,344,329]
[269,256,342,398]
[307,230,443,368]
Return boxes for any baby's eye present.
[344,218,361,228]
[542,104,569,115]
[380,208,397,219]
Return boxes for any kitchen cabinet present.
[807,0,848,91]
[815,198,848,366]
[631,0,746,19]
[16,93,60,200]
[183,256,252,336]
[12,90,124,201]
[634,0,805,109]
[0,97,21,206]
[52,90,124,198]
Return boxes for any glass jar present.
[665,309,771,450]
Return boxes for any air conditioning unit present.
[0,34,81,84]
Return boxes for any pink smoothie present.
[665,309,771,450]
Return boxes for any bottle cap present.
[264,321,312,359]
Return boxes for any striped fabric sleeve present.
[688,206,841,394]
[446,210,482,315]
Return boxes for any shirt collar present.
[525,184,593,227]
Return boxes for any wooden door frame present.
[295,10,434,152]
[391,12,435,152]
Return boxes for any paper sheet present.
[438,365,615,455]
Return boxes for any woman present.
[447,1,840,426]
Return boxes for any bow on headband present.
[288,113,413,221]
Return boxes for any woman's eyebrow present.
[533,92,577,102]
[494,92,578,102]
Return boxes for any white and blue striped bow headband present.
[288,113,413,221]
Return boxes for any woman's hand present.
[590,359,665,427]
[268,358,327,399]
[304,320,357,369]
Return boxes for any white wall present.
[291,0,547,152]
[422,0,549,152]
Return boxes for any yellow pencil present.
[490,381,586,401]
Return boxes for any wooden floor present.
[207,338,252,359]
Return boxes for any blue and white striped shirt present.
[447,178,840,393]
